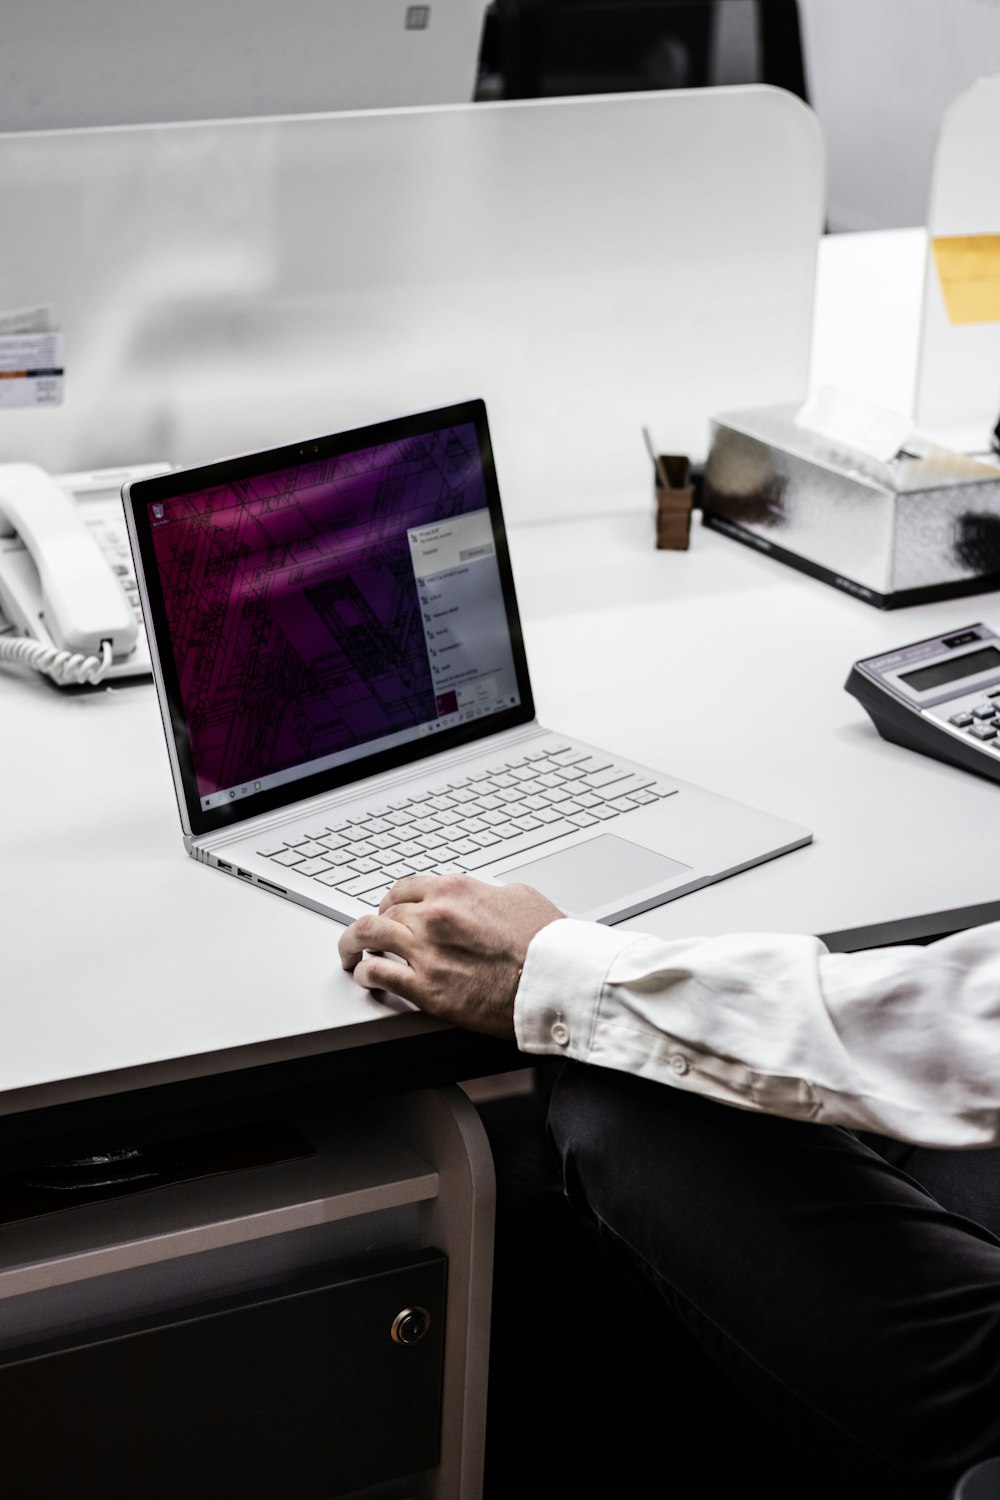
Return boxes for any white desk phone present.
[0,460,167,686]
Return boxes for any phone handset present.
[0,462,138,686]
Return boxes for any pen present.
[642,426,670,490]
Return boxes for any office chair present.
[492,0,713,94]
[486,0,807,102]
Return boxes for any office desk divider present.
[914,70,1000,455]
[0,86,823,524]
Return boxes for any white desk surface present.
[6,224,997,1118]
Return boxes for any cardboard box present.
[701,402,1000,608]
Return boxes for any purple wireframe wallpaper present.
[150,423,485,797]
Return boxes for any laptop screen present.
[126,399,535,838]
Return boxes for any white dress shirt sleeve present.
[513,917,1000,1148]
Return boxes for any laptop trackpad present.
[496,834,691,913]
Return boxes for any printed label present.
[0,330,64,408]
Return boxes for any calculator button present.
[972,705,996,720]
[969,723,997,740]
[949,712,974,726]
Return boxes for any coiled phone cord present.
[0,630,112,686]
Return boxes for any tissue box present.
[701,402,1000,608]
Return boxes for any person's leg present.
[476,1073,814,1498]
[547,1062,1000,1500]
[856,1131,1000,1236]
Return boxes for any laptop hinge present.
[199,720,553,854]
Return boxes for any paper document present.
[931,234,1000,325]
[0,306,63,410]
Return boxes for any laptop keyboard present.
[255,743,677,908]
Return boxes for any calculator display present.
[898,645,1000,694]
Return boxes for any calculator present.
[845,624,1000,783]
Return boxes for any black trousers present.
[535,1061,1000,1500]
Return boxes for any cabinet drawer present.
[0,1249,446,1499]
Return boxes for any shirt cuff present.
[514,917,644,1058]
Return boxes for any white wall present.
[0,0,489,130]
[799,0,1000,230]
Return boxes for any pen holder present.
[654,454,694,551]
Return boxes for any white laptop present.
[123,398,811,926]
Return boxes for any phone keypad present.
[82,501,143,630]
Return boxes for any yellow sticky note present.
[932,234,1000,324]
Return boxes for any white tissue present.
[794,386,914,464]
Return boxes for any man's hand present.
[338,873,564,1040]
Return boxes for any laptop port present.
[216,860,233,872]
[257,879,287,895]
[237,868,253,880]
